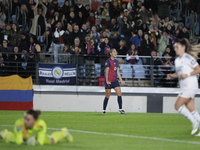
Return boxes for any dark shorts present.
[105,81,120,89]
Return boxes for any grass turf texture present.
[0,111,200,150]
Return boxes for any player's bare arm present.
[105,67,110,85]
[117,67,125,85]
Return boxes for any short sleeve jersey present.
[105,58,119,82]
[14,118,47,145]
[175,53,199,90]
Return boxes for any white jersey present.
[175,53,199,90]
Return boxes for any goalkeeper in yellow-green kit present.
[0,109,73,145]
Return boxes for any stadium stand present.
[0,0,199,87]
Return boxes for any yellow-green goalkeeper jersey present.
[14,118,47,145]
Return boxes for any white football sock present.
[178,106,197,124]
[191,110,200,122]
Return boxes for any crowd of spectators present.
[0,0,199,86]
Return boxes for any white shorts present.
[178,89,198,99]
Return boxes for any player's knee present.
[105,93,111,98]
[174,103,180,111]
[117,92,122,96]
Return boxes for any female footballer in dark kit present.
[103,48,126,114]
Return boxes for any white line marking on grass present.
[1,125,200,145]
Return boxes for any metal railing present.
[0,52,180,87]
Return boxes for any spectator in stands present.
[50,0,62,12]
[91,0,101,12]
[162,16,173,27]
[84,35,96,85]
[51,20,66,63]
[77,11,85,29]
[95,7,102,20]
[8,46,22,75]
[29,36,41,52]
[0,52,5,68]
[140,23,148,34]
[127,0,136,11]
[177,26,190,39]
[62,0,70,17]
[26,52,36,78]
[42,26,52,52]
[100,37,110,75]
[105,2,113,24]
[30,1,47,36]
[68,25,84,46]
[67,11,77,25]
[150,50,164,87]
[0,23,5,44]
[0,40,12,62]
[139,6,152,24]
[157,30,169,56]
[166,23,173,35]
[9,46,21,61]
[164,46,175,57]
[2,24,11,41]
[161,52,174,70]
[94,18,103,32]
[91,25,100,42]
[19,4,29,32]
[11,0,21,24]
[0,10,6,25]
[74,0,86,16]
[172,21,180,34]
[107,18,119,32]
[126,44,139,64]
[117,39,128,55]
[81,24,90,37]
[109,31,120,49]
[70,37,85,84]
[112,1,121,18]
[130,29,143,49]
[118,16,130,34]
[60,44,71,63]
[85,4,91,19]
[156,0,171,19]
[26,0,36,20]
[10,23,21,47]
[140,33,154,65]
[87,11,96,27]
[148,25,159,50]
[18,32,30,52]
[150,13,161,27]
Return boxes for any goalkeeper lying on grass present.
[0,109,73,145]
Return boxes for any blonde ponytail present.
[180,38,200,60]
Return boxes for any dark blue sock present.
[117,96,122,109]
[103,97,109,110]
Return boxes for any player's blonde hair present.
[178,38,200,60]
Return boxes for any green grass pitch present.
[0,111,200,150]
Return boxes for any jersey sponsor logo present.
[191,59,196,65]
[105,62,107,66]
[114,67,117,71]
[52,66,64,79]
[17,126,21,132]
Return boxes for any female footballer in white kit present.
[167,38,200,135]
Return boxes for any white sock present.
[178,106,197,124]
[191,110,200,122]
